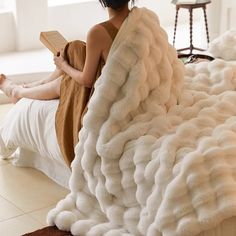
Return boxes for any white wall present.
[150,0,220,41]
[138,0,189,26]
[0,11,15,52]
[220,0,236,33]
[0,0,221,53]
[48,0,178,42]
[48,1,107,42]
[208,0,221,39]
[0,0,4,8]
[43,0,203,46]
[13,0,48,51]
[0,0,48,52]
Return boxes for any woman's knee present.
[50,77,61,97]
[55,77,62,96]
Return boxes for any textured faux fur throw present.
[48,8,236,236]
[208,30,236,60]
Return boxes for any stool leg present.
[189,7,193,54]
[173,6,179,46]
[203,6,210,44]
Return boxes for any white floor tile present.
[0,164,69,213]
[0,214,44,236]
[28,204,56,226]
[0,159,10,166]
[0,196,24,222]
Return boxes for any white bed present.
[0,98,71,188]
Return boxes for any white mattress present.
[0,98,71,188]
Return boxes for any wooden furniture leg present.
[203,5,210,43]
[189,7,193,54]
[173,2,211,55]
[173,6,180,46]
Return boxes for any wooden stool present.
[173,1,211,54]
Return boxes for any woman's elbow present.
[71,75,91,88]
[79,77,93,88]
[82,75,94,88]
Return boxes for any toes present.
[0,74,6,82]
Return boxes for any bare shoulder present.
[87,23,110,44]
[86,22,113,61]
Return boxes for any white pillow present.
[208,30,236,60]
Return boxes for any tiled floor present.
[0,104,70,236]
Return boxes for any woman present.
[0,0,134,100]
[0,0,135,165]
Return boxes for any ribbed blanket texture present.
[47,7,236,236]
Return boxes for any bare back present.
[97,7,131,62]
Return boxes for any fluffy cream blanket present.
[47,7,236,236]
[208,30,236,60]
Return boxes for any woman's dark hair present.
[99,0,134,10]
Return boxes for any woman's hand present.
[54,50,67,70]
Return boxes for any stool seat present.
[172,0,211,7]
[172,1,211,55]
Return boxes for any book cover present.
[40,31,68,55]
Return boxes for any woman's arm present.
[54,25,104,88]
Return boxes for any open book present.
[40,31,68,55]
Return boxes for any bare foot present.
[0,74,14,95]
[0,74,19,103]
[0,74,7,87]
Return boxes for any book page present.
[40,31,68,55]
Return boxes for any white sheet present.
[0,98,71,188]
